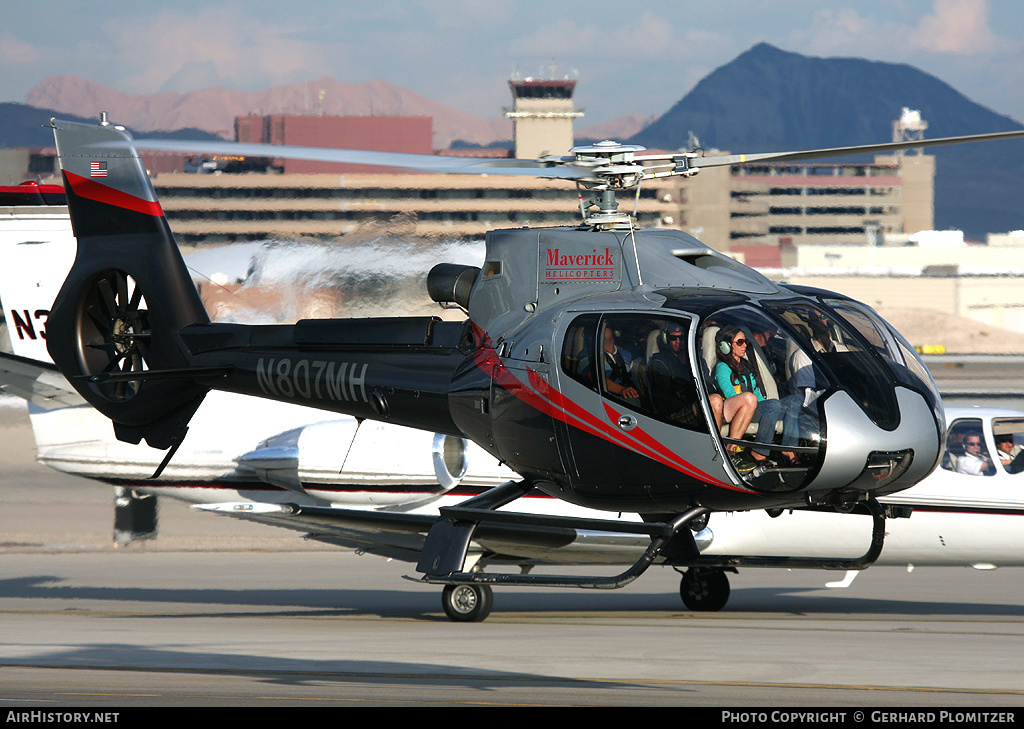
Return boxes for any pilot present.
[647,322,721,431]
[956,431,996,476]
[602,325,640,402]
[750,323,786,389]
[805,314,843,354]
[995,435,1024,474]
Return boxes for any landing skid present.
[669,500,899,613]
[412,482,896,621]
[412,480,709,620]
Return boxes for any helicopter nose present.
[816,387,941,499]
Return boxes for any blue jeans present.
[751,398,800,457]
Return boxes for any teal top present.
[714,361,766,401]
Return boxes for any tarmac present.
[2,386,1024,706]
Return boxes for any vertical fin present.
[46,118,211,449]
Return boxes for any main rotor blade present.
[92,124,1024,186]
[687,129,1024,169]
[111,138,586,180]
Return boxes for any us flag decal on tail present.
[90,161,107,177]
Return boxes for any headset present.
[716,327,738,356]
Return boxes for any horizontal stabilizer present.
[0,351,86,409]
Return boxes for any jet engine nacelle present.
[234,419,493,505]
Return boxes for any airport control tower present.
[505,72,583,160]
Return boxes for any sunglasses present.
[667,334,684,341]
[732,338,747,346]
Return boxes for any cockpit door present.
[554,311,728,500]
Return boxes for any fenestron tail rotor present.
[78,269,151,401]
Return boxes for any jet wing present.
[0,351,87,409]
[194,501,649,565]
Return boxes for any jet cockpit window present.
[942,418,995,476]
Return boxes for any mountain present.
[631,43,1024,237]
[0,103,91,148]
[577,114,656,144]
[23,74,652,152]
[0,102,223,149]
[25,75,513,149]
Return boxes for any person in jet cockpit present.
[956,431,996,476]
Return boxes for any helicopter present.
[43,116,1024,621]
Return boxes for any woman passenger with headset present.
[713,324,798,468]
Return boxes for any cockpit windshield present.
[760,300,902,431]
[823,298,944,430]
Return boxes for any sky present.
[3,0,1024,128]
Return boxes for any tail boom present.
[182,317,467,436]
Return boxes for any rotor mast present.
[570,140,693,229]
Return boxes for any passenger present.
[956,431,996,476]
[647,322,712,430]
[601,325,640,402]
[995,435,1024,474]
[714,324,797,466]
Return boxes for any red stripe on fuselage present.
[64,171,165,218]
[472,333,616,447]
[532,368,739,491]
[471,325,742,491]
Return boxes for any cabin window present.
[560,313,709,433]
[992,417,1024,474]
[701,305,825,459]
[561,314,601,392]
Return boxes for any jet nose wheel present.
[441,583,494,622]
[679,567,730,612]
